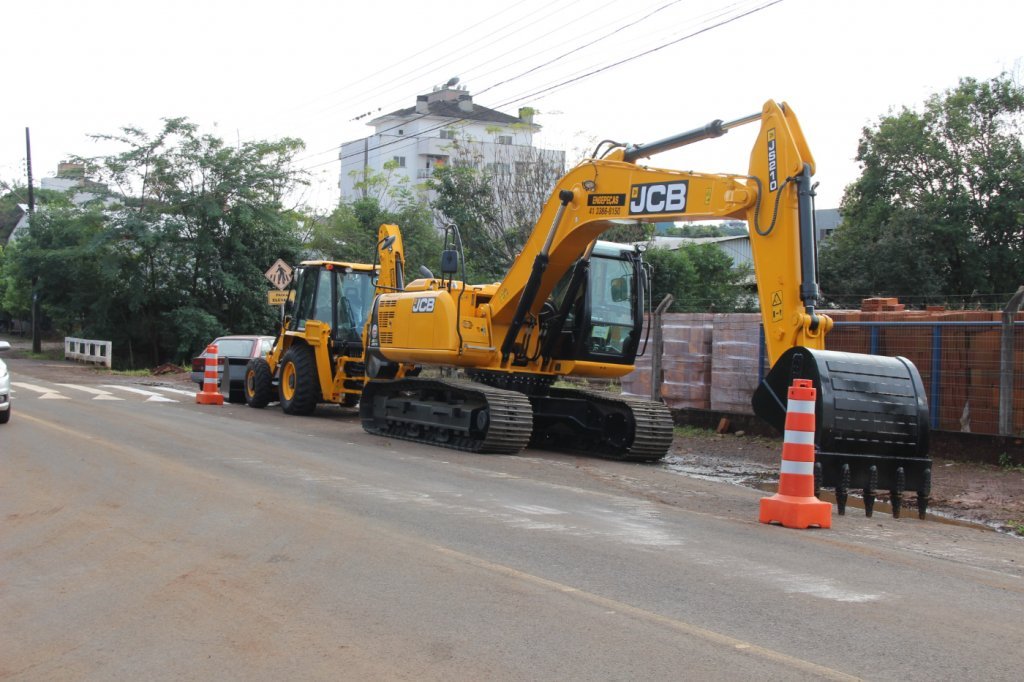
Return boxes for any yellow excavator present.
[243,223,416,413]
[359,100,932,514]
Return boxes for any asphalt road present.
[2,358,1023,680]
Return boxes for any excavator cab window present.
[583,256,638,359]
[542,251,643,365]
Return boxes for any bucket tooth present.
[864,465,878,518]
[917,468,932,519]
[836,463,850,516]
[891,467,906,519]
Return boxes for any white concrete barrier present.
[64,337,112,368]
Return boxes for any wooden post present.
[999,285,1024,436]
[650,294,674,402]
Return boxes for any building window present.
[397,129,405,135]
[486,162,511,177]
[497,135,513,145]
[440,129,456,140]
[393,156,406,168]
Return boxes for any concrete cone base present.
[196,391,224,405]
[759,493,832,529]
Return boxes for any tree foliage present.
[429,137,564,282]
[304,193,443,282]
[1,119,306,367]
[820,74,1024,305]
[644,244,751,312]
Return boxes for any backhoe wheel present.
[279,344,318,415]
[244,358,274,409]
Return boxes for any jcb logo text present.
[412,297,436,313]
[629,181,688,215]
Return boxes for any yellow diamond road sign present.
[265,259,293,290]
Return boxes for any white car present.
[0,340,11,424]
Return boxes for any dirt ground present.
[666,428,1024,537]
[4,336,1023,538]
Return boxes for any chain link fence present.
[623,308,1024,438]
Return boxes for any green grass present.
[1006,520,1024,536]
[672,425,717,438]
[24,350,65,361]
[998,453,1024,472]
[108,369,153,377]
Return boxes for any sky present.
[3,0,1022,212]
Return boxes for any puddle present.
[662,454,1008,534]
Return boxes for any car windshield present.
[213,339,255,357]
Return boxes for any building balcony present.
[417,137,456,157]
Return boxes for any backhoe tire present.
[279,345,318,415]
[244,358,274,408]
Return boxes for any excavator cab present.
[539,241,646,366]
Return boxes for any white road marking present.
[55,383,123,400]
[150,385,198,398]
[100,385,177,402]
[11,382,69,399]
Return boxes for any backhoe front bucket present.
[752,347,932,518]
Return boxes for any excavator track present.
[360,378,533,454]
[529,386,674,462]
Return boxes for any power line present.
[298,0,783,174]
[281,0,575,129]
[290,0,671,166]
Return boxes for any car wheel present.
[244,358,275,408]
[0,407,10,424]
[278,345,318,415]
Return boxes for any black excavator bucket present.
[752,347,932,519]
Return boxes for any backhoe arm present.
[375,223,405,294]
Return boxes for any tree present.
[429,136,564,282]
[3,119,307,367]
[644,244,750,312]
[820,74,1024,306]
[304,193,442,280]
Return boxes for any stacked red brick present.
[621,297,1023,436]
[709,313,764,414]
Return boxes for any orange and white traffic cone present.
[759,378,831,529]
[196,343,224,406]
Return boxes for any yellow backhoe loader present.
[243,223,415,413]
[358,100,932,514]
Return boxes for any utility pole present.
[999,285,1024,436]
[25,127,41,354]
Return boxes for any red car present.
[191,335,276,403]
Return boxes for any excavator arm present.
[491,100,827,368]
[487,100,931,513]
